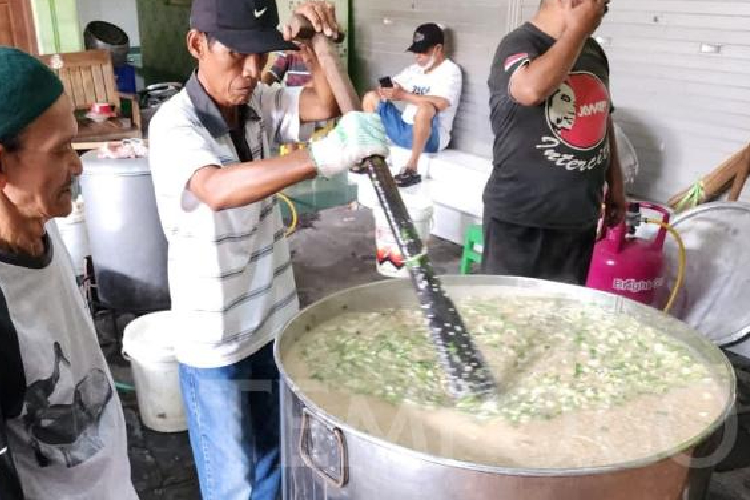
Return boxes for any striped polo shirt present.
[148,73,307,368]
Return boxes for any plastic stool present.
[460,224,484,274]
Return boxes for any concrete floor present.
[99,206,750,499]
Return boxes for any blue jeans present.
[179,343,281,500]
[377,101,440,154]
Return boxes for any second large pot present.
[80,151,170,312]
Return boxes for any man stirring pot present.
[148,1,388,499]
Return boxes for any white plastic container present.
[122,312,187,433]
[374,196,433,279]
[55,195,90,278]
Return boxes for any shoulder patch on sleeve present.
[504,53,531,73]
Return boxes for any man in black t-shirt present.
[482,0,626,285]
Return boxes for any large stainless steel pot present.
[80,151,170,312]
[275,276,737,500]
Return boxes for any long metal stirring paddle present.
[296,21,497,398]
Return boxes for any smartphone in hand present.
[379,76,393,88]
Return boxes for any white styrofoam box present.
[348,167,433,211]
[430,180,484,220]
[432,203,482,245]
[428,150,493,184]
[429,151,491,221]
[349,148,492,245]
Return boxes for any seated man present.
[362,23,462,187]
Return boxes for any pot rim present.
[275,275,737,477]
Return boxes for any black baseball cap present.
[406,23,444,53]
[190,0,298,54]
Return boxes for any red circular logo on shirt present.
[545,72,609,151]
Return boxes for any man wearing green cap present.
[148,0,387,498]
[0,47,137,499]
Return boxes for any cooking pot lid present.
[662,202,750,346]
[81,149,151,176]
[85,20,129,47]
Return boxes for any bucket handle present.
[299,408,348,488]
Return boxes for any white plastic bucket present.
[55,196,91,277]
[123,312,187,433]
[374,196,433,279]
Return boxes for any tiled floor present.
[98,206,749,499]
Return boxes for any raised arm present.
[511,0,607,106]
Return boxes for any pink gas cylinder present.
[586,202,671,306]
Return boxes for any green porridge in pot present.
[284,297,729,469]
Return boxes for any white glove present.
[310,111,389,177]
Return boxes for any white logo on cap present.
[414,33,425,42]
[254,7,268,18]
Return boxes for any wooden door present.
[0,0,38,54]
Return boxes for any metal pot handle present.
[299,408,348,488]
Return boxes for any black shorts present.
[480,216,597,286]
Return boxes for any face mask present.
[418,53,436,73]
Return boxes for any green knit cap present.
[0,47,64,141]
